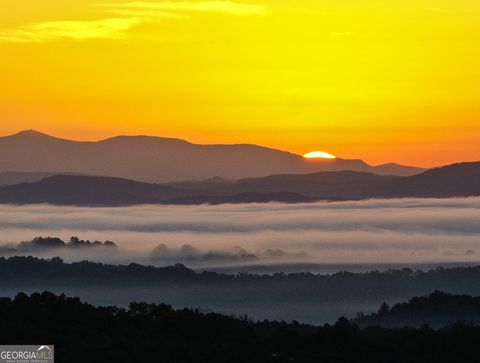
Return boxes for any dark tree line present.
[17,236,117,250]
[1,291,480,363]
[2,256,480,285]
[353,290,480,328]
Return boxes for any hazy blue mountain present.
[0,130,425,183]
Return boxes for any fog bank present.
[0,198,479,268]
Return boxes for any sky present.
[1,0,479,167]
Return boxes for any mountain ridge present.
[0,130,425,182]
[0,161,478,206]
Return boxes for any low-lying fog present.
[1,198,480,271]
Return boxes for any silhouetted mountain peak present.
[3,130,72,145]
[99,134,193,146]
[10,130,53,139]
[420,161,480,176]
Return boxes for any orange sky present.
[1,0,479,167]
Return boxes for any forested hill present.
[4,257,480,324]
[2,256,480,299]
[2,291,480,363]
[4,255,480,285]
[354,291,480,328]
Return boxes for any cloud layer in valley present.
[0,198,479,268]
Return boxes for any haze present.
[1,198,480,268]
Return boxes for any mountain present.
[0,171,80,187]
[0,130,424,183]
[0,175,316,206]
[381,162,480,198]
[371,162,425,177]
[170,170,398,199]
[171,162,480,200]
[0,162,478,206]
[0,175,184,206]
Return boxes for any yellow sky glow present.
[1,0,479,167]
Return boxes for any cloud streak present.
[0,1,267,43]
[101,1,268,16]
[0,18,143,43]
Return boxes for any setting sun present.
[303,151,336,159]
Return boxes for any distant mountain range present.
[0,130,424,183]
[177,161,480,199]
[0,171,78,187]
[0,162,478,206]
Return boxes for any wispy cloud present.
[0,1,267,43]
[0,17,142,43]
[101,1,268,17]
